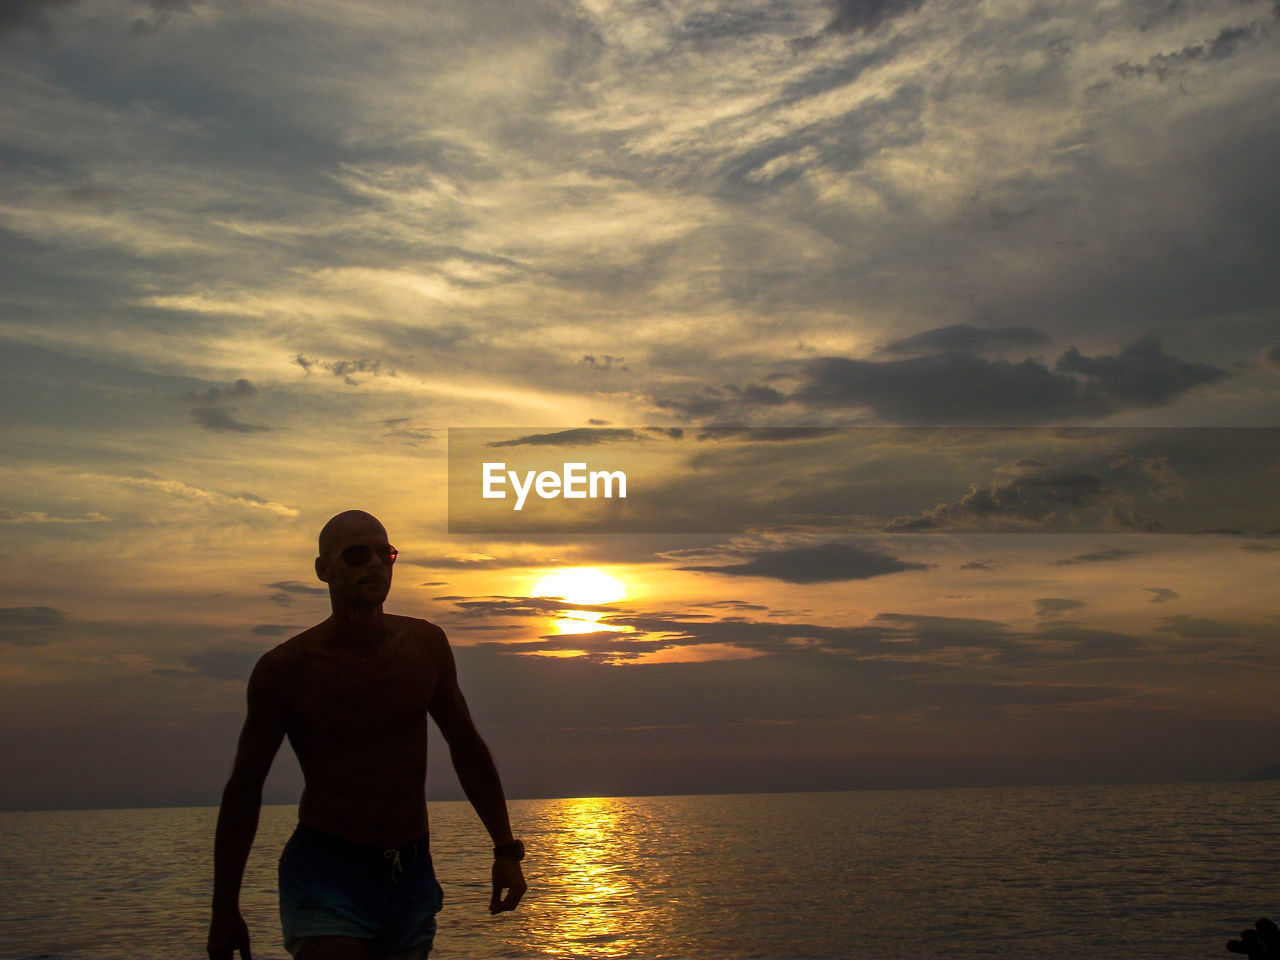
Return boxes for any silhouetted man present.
[208,510,525,960]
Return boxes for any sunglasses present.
[336,544,398,567]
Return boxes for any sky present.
[1,0,1279,811]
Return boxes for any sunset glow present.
[532,568,628,636]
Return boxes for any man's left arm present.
[427,628,527,914]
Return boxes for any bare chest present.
[288,648,438,744]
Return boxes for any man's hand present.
[1228,918,1280,959]
[490,856,527,914]
[207,908,252,960]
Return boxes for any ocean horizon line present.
[5,770,1278,815]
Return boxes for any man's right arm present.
[208,652,288,960]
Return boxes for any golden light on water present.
[531,568,627,635]
[530,797,649,958]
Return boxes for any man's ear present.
[315,556,331,583]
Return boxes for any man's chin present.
[356,581,391,603]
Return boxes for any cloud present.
[443,596,624,621]
[293,355,393,386]
[821,0,925,36]
[651,336,1231,425]
[0,0,79,36]
[0,606,68,646]
[580,355,627,371]
[1144,588,1180,604]
[1035,623,1146,657]
[1034,598,1087,618]
[885,472,1114,531]
[265,580,327,605]
[679,541,928,583]
[78,474,298,518]
[249,624,295,636]
[182,379,257,404]
[1112,24,1263,81]
[1055,547,1143,566]
[487,428,650,448]
[189,407,270,432]
[0,508,108,524]
[380,418,433,445]
[1055,337,1228,406]
[179,645,263,681]
[129,0,214,36]
[1157,614,1279,641]
[878,324,1051,357]
[178,378,268,432]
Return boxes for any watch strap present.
[493,839,525,861]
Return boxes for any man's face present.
[315,514,395,608]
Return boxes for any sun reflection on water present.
[528,797,651,958]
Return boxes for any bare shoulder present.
[385,613,448,642]
[385,614,453,659]
[250,623,324,689]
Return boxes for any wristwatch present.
[493,839,525,861]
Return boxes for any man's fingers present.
[501,878,527,912]
[489,881,525,913]
[1227,924,1278,960]
[1258,919,1280,946]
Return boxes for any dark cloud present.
[1157,614,1278,640]
[129,0,216,36]
[380,418,433,445]
[1260,346,1280,370]
[1035,624,1146,657]
[182,379,256,404]
[878,324,1050,357]
[821,0,925,35]
[1112,24,1261,81]
[1055,336,1228,406]
[190,407,270,432]
[1034,598,1087,618]
[293,355,392,386]
[0,606,68,646]
[265,580,328,605]
[650,384,795,421]
[443,596,624,622]
[180,378,267,432]
[487,428,649,448]
[795,352,1097,423]
[679,541,928,583]
[1144,588,1180,604]
[885,472,1113,531]
[0,0,79,36]
[580,355,627,371]
[180,646,262,681]
[1055,547,1143,566]
[693,426,841,442]
[674,7,799,48]
[249,624,295,636]
[653,337,1230,425]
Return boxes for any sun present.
[532,568,627,605]
[531,568,627,635]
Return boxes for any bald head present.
[318,510,386,556]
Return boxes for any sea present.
[1,782,1277,960]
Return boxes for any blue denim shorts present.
[278,825,445,956]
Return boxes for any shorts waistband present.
[293,823,431,863]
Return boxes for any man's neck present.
[328,604,385,644]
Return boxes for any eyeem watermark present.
[482,462,627,511]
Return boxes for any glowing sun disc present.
[531,568,626,605]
